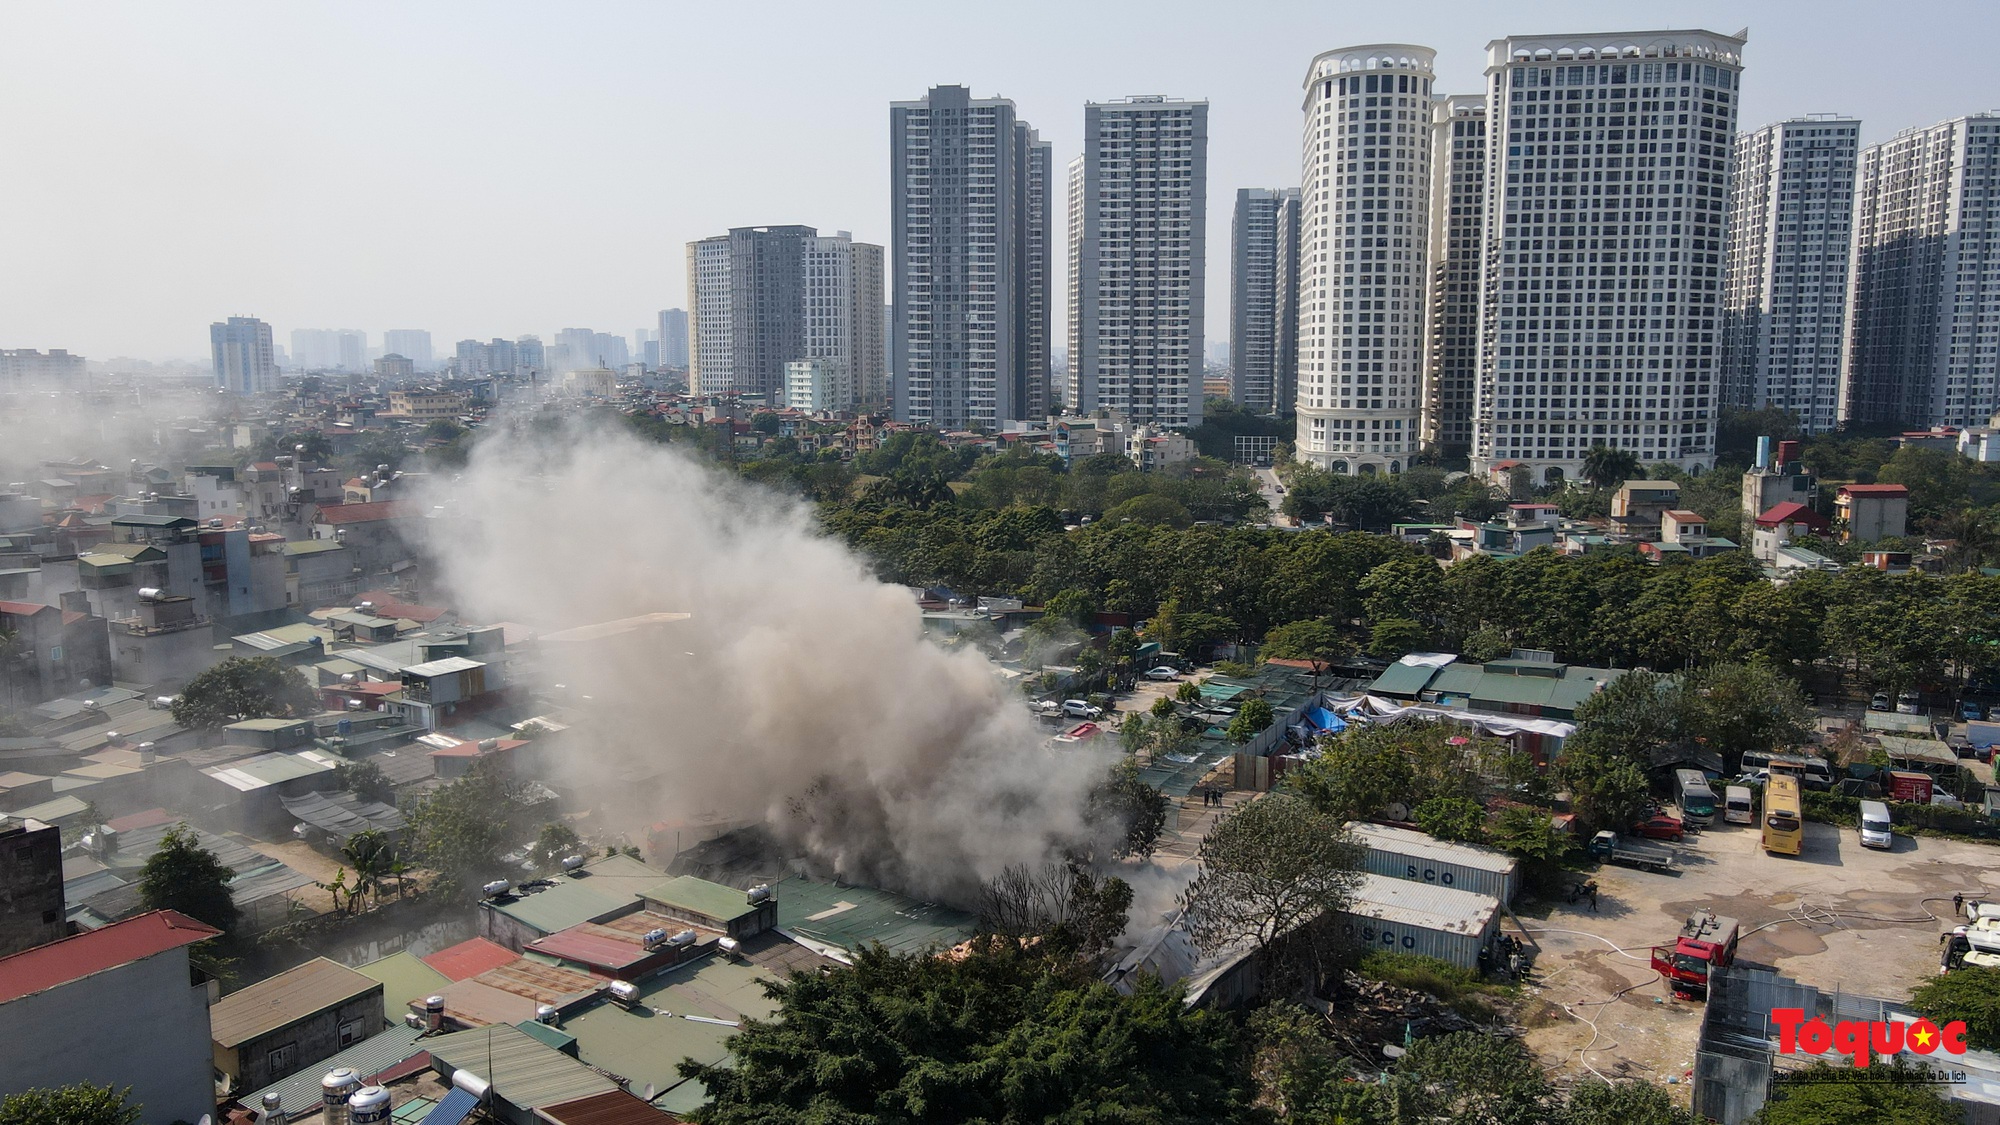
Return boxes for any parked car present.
[1898,691,1922,715]
[1870,692,1892,712]
[1964,701,1986,722]
[1143,666,1182,681]
[1630,813,1686,841]
[1062,699,1103,719]
[1029,699,1061,717]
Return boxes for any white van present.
[1858,800,1893,850]
[1724,785,1754,826]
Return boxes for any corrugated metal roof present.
[404,656,485,677]
[535,1089,677,1125]
[0,909,220,1003]
[426,1023,621,1109]
[773,877,977,958]
[438,957,602,1028]
[486,880,633,938]
[560,955,778,1104]
[241,1024,426,1116]
[1344,872,1499,936]
[1347,823,1519,875]
[4,794,93,823]
[203,749,339,791]
[1367,662,1442,698]
[354,950,453,1016]
[641,875,756,923]
[210,956,384,1047]
[423,938,520,982]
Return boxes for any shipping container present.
[1349,822,1520,904]
[1334,872,1501,970]
[1886,770,1934,804]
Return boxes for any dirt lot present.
[1514,818,1999,1091]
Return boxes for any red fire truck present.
[1649,908,1741,999]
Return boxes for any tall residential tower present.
[210,316,277,395]
[1842,114,2000,429]
[1471,31,1745,481]
[1721,117,1859,434]
[1069,96,1208,427]
[1423,94,1488,457]
[1230,187,1301,414]
[685,226,883,410]
[1294,47,1435,472]
[890,86,1050,427]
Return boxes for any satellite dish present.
[1385,802,1411,822]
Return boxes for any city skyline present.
[6,2,2000,361]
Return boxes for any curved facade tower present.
[1294,45,1436,474]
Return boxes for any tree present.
[404,760,522,899]
[1261,618,1353,686]
[1911,965,2000,1051]
[1554,745,1652,834]
[1088,759,1168,860]
[170,656,316,731]
[1582,444,1643,492]
[1746,1060,1959,1125]
[1248,1002,1385,1123]
[1368,616,1431,659]
[0,1084,140,1125]
[682,940,1255,1124]
[1385,1031,1552,1125]
[1560,1080,1702,1125]
[1289,731,1417,821]
[331,758,395,804]
[1150,694,1177,719]
[339,829,395,912]
[1227,697,1276,744]
[1181,795,1364,993]
[138,823,239,934]
[528,821,584,873]
[1564,671,1688,769]
[1415,796,1489,843]
[1681,663,1815,770]
[1178,680,1202,704]
[978,862,1134,962]
[1487,807,1571,896]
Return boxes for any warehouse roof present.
[1342,872,1500,936]
[436,958,602,1027]
[559,954,781,1110]
[203,749,340,791]
[774,876,978,960]
[353,950,452,1015]
[424,938,521,982]
[641,875,759,924]
[209,956,383,1047]
[0,909,219,1004]
[1348,823,1520,875]
[426,1023,620,1110]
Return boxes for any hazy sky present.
[5,0,1998,362]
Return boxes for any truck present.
[1886,770,1935,804]
[1588,830,1679,873]
[1649,908,1741,999]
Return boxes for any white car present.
[1062,699,1103,719]
[1143,666,1181,681]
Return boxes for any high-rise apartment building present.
[1294,47,1435,472]
[685,226,883,410]
[1230,187,1301,414]
[891,86,1051,427]
[1471,31,1745,481]
[1721,118,1859,434]
[0,350,86,388]
[515,335,545,376]
[211,316,277,395]
[1272,191,1303,415]
[382,330,433,371]
[658,309,689,369]
[1423,95,1488,457]
[288,328,366,372]
[1069,95,1208,427]
[1842,114,2000,429]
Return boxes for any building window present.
[267,1042,297,1074]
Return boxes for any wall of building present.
[220,989,384,1093]
[0,820,65,956]
[0,950,215,1125]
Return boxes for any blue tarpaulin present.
[1300,706,1346,733]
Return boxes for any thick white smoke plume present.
[420,421,1118,902]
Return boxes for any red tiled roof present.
[538,1090,683,1125]
[1756,501,1827,527]
[61,610,88,625]
[0,910,221,1004]
[0,600,58,618]
[316,500,423,525]
[421,937,518,982]
[1839,483,1910,497]
[354,590,449,623]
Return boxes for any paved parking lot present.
[1516,817,2000,1087]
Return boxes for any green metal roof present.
[281,539,346,556]
[641,875,758,923]
[1368,662,1442,698]
[773,877,977,958]
[487,880,633,937]
[559,955,780,1104]
[516,1018,578,1054]
[352,950,452,1014]
[426,1023,620,1110]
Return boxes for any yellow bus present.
[1762,773,1803,856]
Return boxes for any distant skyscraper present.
[1070,95,1208,427]
[1272,190,1303,415]
[658,309,689,369]
[515,335,545,376]
[848,241,888,408]
[211,316,277,395]
[335,329,365,372]
[685,226,882,409]
[1470,30,1745,480]
[288,328,366,371]
[1842,113,2000,429]
[590,332,629,369]
[382,330,433,371]
[0,349,86,388]
[891,85,1051,427]
[1720,118,1859,435]
[1294,47,1435,473]
[1230,187,1299,414]
[1422,94,1487,457]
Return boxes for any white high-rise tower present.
[1294,46,1435,473]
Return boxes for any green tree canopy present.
[138,823,239,934]
[1181,794,1363,992]
[683,939,1254,1124]
[1386,1031,1552,1125]
[1227,697,1276,744]
[1911,965,2000,1051]
[1260,618,1353,676]
[1414,796,1489,843]
[1582,444,1643,491]
[1559,1079,1702,1125]
[1746,1060,1959,1124]
[528,821,584,873]
[1553,745,1652,834]
[405,760,528,899]
[1088,759,1169,860]
[0,1085,140,1125]
[170,656,317,731]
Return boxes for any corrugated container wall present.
[1335,901,1496,970]
[1352,825,1519,904]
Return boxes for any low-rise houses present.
[209,956,385,1096]
[1835,482,1910,543]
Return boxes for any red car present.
[1630,813,1685,841]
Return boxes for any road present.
[1252,467,1287,526]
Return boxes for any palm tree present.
[341,830,394,912]
[1581,444,1643,492]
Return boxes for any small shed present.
[1334,872,1501,970]
[1348,822,1521,904]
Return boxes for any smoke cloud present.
[420,420,1118,903]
